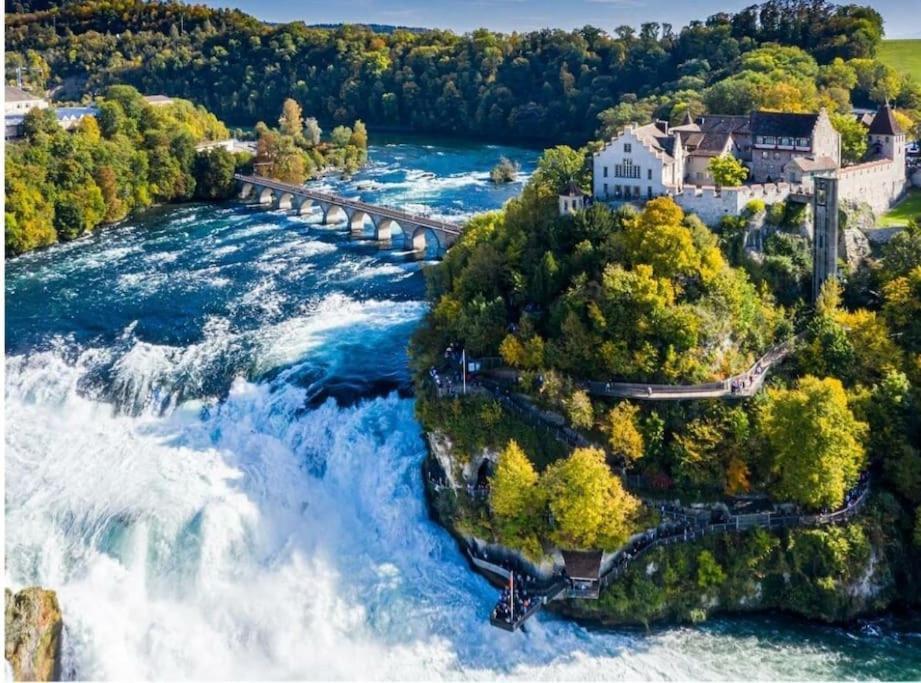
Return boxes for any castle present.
[591,104,908,224]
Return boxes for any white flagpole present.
[462,349,467,395]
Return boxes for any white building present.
[4,85,48,115]
[592,105,908,222]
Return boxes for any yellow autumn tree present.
[489,440,544,557]
[759,376,867,510]
[541,447,639,549]
[607,402,644,461]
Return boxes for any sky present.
[204,0,921,38]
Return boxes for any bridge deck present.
[235,173,463,236]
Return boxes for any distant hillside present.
[879,39,921,81]
[307,22,431,35]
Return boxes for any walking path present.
[472,334,799,402]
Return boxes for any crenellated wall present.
[668,182,811,225]
[836,159,908,215]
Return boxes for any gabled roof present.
[633,122,676,162]
[751,111,819,138]
[5,85,43,102]
[679,130,734,157]
[868,103,902,136]
[786,155,838,172]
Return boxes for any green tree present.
[831,113,868,165]
[565,389,594,429]
[533,145,587,194]
[541,447,639,550]
[193,148,237,199]
[708,154,749,187]
[759,376,867,510]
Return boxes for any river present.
[5,135,920,680]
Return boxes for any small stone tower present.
[559,181,587,217]
[812,174,839,302]
[868,103,905,165]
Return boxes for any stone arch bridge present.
[235,174,463,256]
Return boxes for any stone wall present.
[837,159,908,215]
[669,182,810,225]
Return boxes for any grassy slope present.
[880,188,921,226]
[878,40,921,81]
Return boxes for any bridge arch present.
[257,187,274,205]
[373,217,405,244]
[292,196,314,215]
[239,182,254,200]
[411,226,444,256]
[347,208,370,233]
[319,202,347,225]
[273,191,294,210]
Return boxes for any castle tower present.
[812,174,839,302]
[868,103,905,165]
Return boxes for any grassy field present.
[878,40,921,81]
[880,189,921,227]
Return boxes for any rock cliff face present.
[5,587,63,682]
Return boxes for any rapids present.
[6,136,920,680]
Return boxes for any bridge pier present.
[239,182,254,200]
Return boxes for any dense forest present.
[412,146,921,618]
[6,0,920,143]
[5,85,239,255]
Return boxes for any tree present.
[533,145,587,194]
[349,120,368,148]
[708,153,749,187]
[541,447,639,549]
[330,125,353,147]
[303,117,322,147]
[278,98,303,137]
[489,441,544,555]
[831,113,868,165]
[193,148,237,199]
[607,402,644,461]
[696,550,726,589]
[565,389,594,429]
[759,376,867,510]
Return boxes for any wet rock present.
[5,587,63,682]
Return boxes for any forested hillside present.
[7,0,920,142]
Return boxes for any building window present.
[780,137,790,146]
[615,159,641,179]
[762,151,768,158]
[604,182,608,197]
[604,166,608,178]
[624,143,632,153]
[647,186,652,199]
[773,151,780,159]
[797,137,809,147]
[647,169,652,180]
